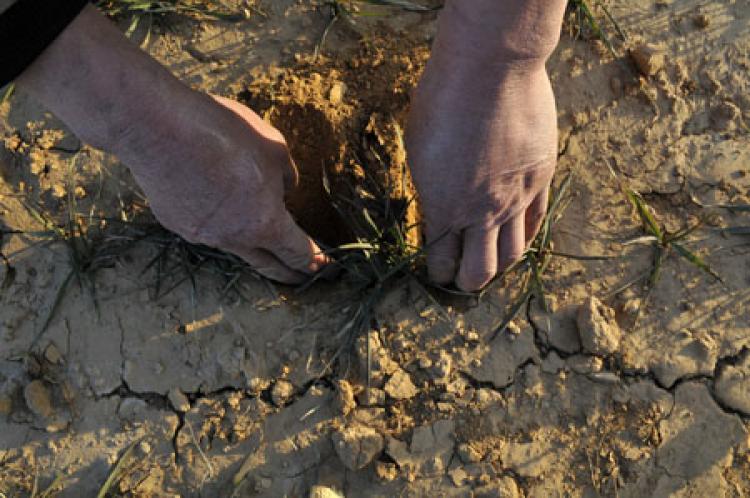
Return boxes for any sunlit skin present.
[16,1,567,289]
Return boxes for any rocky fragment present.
[328,82,347,105]
[332,425,384,471]
[333,379,356,416]
[270,379,294,407]
[576,296,621,356]
[629,43,665,76]
[168,388,191,413]
[384,369,417,400]
[24,380,54,419]
[657,382,746,479]
[44,343,64,365]
[714,354,750,416]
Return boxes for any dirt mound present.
[241,38,428,248]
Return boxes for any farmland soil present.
[1,0,749,497]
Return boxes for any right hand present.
[124,94,327,284]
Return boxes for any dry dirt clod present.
[328,82,347,105]
[43,343,64,365]
[332,424,384,471]
[714,354,750,416]
[384,369,417,400]
[576,296,621,356]
[24,380,54,419]
[271,379,295,407]
[629,43,666,77]
[168,388,191,413]
[333,379,356,416]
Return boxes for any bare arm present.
[17,6,326,282]
[407,0,567,291]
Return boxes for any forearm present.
[432,0,567,71]
[15,6,197,167]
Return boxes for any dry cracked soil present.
[1,0,749,497]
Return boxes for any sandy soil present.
[1,0,749,496]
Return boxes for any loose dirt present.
[1,0,749,497]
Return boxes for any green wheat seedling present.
[626,190,722,287]
[311,147,424,382]
[568,0,626,57]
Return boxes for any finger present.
[264,211,327,274]
[498,214,526,272]
[524,186,550,247]
[237,248,308,285]
[456,226,501,292]
[425,229,461,285]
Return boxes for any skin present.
[15,1,567,289]
[407,0,568,291]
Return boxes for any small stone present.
[466,331,480,342]
[333,379,356,416]
[449,467,468,486]
[168,388,190,413]
[693,14,710,29]
[329,82,347,105]
[384,369,418,400]
[271,379,295,407]
[630,43,665,77]
[576,296,621,356]
[43,343,64,365]
[24,380,54,419]
[332,425,384,470]
[506,322,522,336]
[375,462,399,482]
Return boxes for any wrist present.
[432,0,567,70]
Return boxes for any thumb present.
[263,210,327,274]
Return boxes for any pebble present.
[576,296,621,356]
[629,43,665,77]
[44,343,64,365]
[24,380,54,419]
[384,369,417,400]
[271,379,295,407]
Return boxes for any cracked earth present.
[1,0,750,496]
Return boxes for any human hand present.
[132,94,327,284]
[17,6,325,284]
[406,0,566,292]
